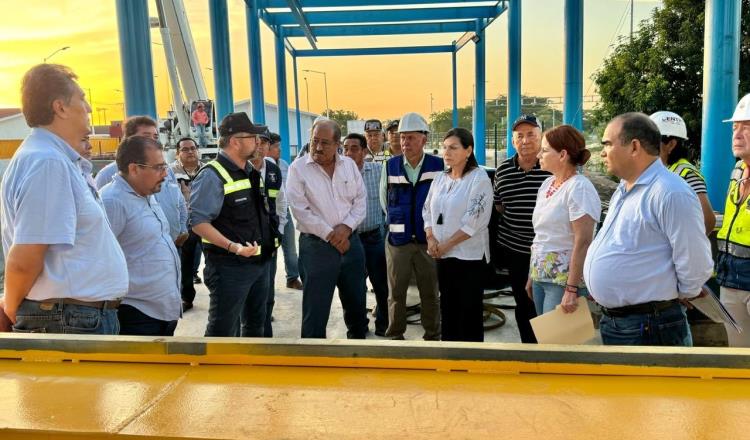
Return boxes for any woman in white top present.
[527,124,601,315]
[424,128,493,342]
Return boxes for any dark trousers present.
[437,258,485,342]
[118,304,177,336]
[359,228,389,334]
[299,233,368,339]
[263,251,278,337]
[498,246,537,343]
[180,231,202,304]
[204,254,269,337]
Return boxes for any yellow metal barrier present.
[0,140,20,159]
[0,138,120,160]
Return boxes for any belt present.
[358,228,382,238]
[31,298,122,310]
[600,299,678,317]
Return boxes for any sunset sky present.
[0,0,660,123]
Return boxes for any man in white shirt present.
[286,119,368,339]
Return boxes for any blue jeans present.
[118,304,177,336]
[359,227,389,334]
[12,299,119,335]
[204,254,269,337]
[599,302,692,346]
[299,233,368,339]
[281,212,300,281]
[532,281,589,315]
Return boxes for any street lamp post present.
[304,77,310,112]
[302,69,329,118]
[43,46,70,63]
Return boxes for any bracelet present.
[565,284,579,291]
[227,242,235,252]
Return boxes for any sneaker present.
[286,278,303,290]
[182,301,193,312]
[193,275,202,284]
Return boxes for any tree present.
[593,0,750,159]
[324,109,359,136]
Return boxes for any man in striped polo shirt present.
[494,114,550,343]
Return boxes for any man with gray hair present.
[583,112,713,346]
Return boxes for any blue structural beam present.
[506,0,521,157]
[115,0,157,119]
[262,0,485,6]
[701,0,742,210]
[452,47,458,128]
[275,28,291,162]
[295,45,453,57]
[266,6,499,26]
[563,0,583,130]
[246,0,266,124]
[281,21,475,38]
[209,0,234,122]
[474,28,486,166]
[292,55,303,159]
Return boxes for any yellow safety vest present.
[668,158,705,181]
[717,161,750,257]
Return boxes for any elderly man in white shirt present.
[286,119,368,339]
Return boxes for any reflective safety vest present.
[717,161,750,290]
[261,159,282,251]
[669,158,705,182]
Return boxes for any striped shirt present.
[493,155,550,254]
[358,161,385,233]
[680,169,707,194]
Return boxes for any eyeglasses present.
[234,135,259,141]
[136,163,169,172]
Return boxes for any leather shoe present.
[286,278,303,290]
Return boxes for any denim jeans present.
[204,254,269,337]
[281,212,300,281]
[299,233,368,339]
[532,281,589,315]
[599,301,691,346]
[359,227,389,334]
[12,299,119,335]
[118,304,177,336]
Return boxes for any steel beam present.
[261,0,490,7]
[284,0,317,49]
[265,6,497,26]
[506,0,521,157]
[115,0,157,119]
[209,0,234,121]
[452,47,458,128]
[563,0,583,130]
[275,28,291,162]
[281,21,475,37]
[701,0,742,210]
[246,0,266,123]
[474,28,486,166]
[292,55,302,160]
[295,45,453,57]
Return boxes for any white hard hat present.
[724,93,750,123]
[397,112,430,133]
[649,111,688,140]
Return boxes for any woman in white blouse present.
[423,128,493,342]
[527,124,601,315]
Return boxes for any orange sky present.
[0,0,660,123]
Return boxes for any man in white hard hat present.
[650,111,716,234]
[716,93,750,347]
[379,112,444,340]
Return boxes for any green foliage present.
[324,109,359,136]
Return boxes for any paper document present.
[530,296,596,344]
[690,286,743,334]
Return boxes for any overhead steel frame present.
[115,0,157,119]
[209,0,234,122]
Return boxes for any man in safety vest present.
[716,93,750,347]
[364,119,391,163]
[650,111,716,234]
[189,112,276,337]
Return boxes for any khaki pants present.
[385,240,440,340]
[720,286,750,347]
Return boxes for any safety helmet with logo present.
[650,111,688,140]
[724,93,750,123]
[398,112,430,134]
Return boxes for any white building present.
[233,100,318,156]
[0,109,29,140]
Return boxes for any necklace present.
[545,173,575,198]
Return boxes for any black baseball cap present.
[269,132,281,144]
[385,119,399,132]
[218,112,268,137]
[511,114,540,131]
[364,119,382,132]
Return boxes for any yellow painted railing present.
[0,138,119,160]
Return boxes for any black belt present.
[600,299,678,317]
[29,298,122,310]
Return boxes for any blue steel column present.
[115,0,156,119]
[563,0,583,130]
[507,0,521,157]
[293,55,303,160]
[246,0,266,123]
[474,28,486,165]
[452,47,459,128]
[209,0,234,121]
[701,0,742,210]
[275,28,291,162]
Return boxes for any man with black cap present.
[493,114,550,343]
[365,119,390,163]
[189,112,276,337]
[385,119,402,156]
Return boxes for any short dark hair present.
[613,112,661,156]
[177,137,197,148]
[269,132,281,144]
[443,127,478,176]
[116,136,162,174]
[343,133,367,150]
[124,116,158,138]
[21,64,80,127]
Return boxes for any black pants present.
[180,231,202,304]
[437,258,485,342]
[118,304,177,336]
[498,246,537,343]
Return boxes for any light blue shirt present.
[358,161,385,233]
[96,160,188,240]
[583,159,713,309]
[101,175,182,321]
[1,128,128,302]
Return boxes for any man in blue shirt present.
[100,136,182,336]
[0,64,128,333]
[583,112,713,346]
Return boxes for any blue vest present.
[385,154,444,246]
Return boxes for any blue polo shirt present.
[1,128,128,302]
